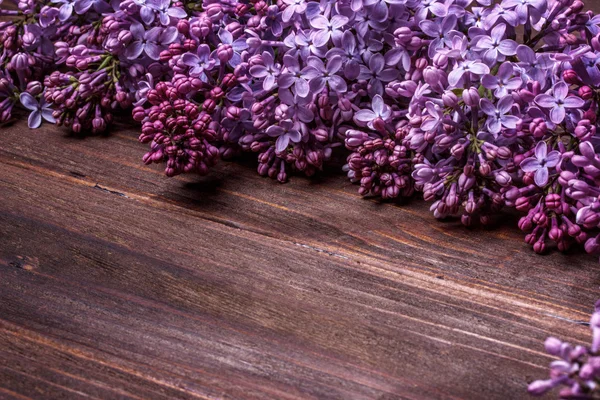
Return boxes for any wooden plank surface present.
[1,120,599,399]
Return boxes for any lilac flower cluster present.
[6,0,600,261]
[529,300,600,399]
[0,0,184,132]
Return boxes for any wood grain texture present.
[0,121,599,400]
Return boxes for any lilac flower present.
[410,0,448,21]
[295,30,327,58]
[473,23,518,63]
[303,55,347,93]
[420,101,446,132]
[419,14,457,58]
[282,0,307,23]
[481,63,522,98]
[535,81,586,124]
[354,94,391,130]
[250,52,280,91]
[38,6,60,28]
[181,44,215,81]
[214,29,248,68]
[266,119,302,152]
[357,53,398,96]
[148,0,187,26]
[125,23,179,60]
[53,0,76,21]
[479,95,519,134]
[278,89,314,123]
[520,142,560,186]
[447,60,490,87]
[501,0,546,24]
[134,0,155,24]
[278,55,311,97]
[74,0,112,14]
[19,92,55,129]
[483,4,518,28]
[515,44,553,82]
[309,14,349,47]
[264,6,283,37]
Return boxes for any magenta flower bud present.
[461,214,472,226]
[373,117,386,133]
[442,91,458,107]
[415,57,427,70]
[217,44,233,63]
[575,120,596,141]
[495,171,511,186]
[205,3,224,21]
[562,69,581,84]
[451,143,465,159]
[515,196,531,211]
[585,236,600,253]
[394,27,413,44]
[22,32,37,47]
[313,128,329,142]
[178,19,190,35]
[11,53,29,70]
[432,52,448,68]
[579,86,593,100]
[463,88,480,107]
[529,118,547,139]
[518,216,533,231]
[533,238,546,254]
[478,162,491,176]
[25,80,42,96]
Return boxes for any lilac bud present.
[442,91,458,107]
[463,88,480,107]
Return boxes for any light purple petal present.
[326,56,343,74]
[534,167,549,186]
[535,94,556,108]
[250,65,268,78]
[479,98,496,115]
[310,15,329,29]
[498,39,518,55]
[520,157,542,172]
[534,142,547,160]
[545,151,561,168]
[20,92,39,111]
[28,110,42,129]
[563,96,585,108]
[328,75,347,92]
[469,62,490,75]
[42,109,56,123]
[275,134,290,152]
[502,115,519,129]
[550,105,565,124]
[448,69,464,86]
[554,81,568,100]
[354,110,376,124]
[278,73,295,88]
[167,7,187,18]
[419,20,440,37]
[498,95,513,113]
[295,79,309,97]
[144,42,161,60]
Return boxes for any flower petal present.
[19,92,39,111]
[549,105,565,124]
[28,110,42,129]
[534,167,549,187]
[520,157,541,172]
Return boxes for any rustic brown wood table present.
[1,121,599,399]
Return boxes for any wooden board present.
[1,121,599,399]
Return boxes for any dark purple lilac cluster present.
[5,0,600,260]
[529,300,600,398]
